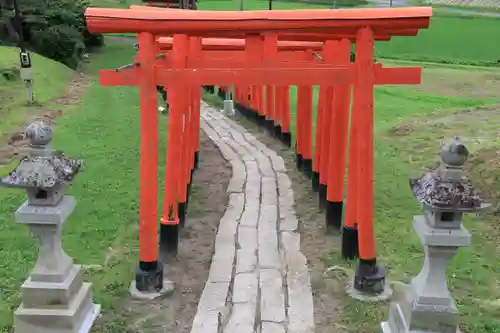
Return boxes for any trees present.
[0,0,103,68]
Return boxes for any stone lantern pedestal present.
[14,196,100,333]
[381,214,470,333]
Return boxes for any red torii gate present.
[85,6,432,295]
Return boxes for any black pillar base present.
[257,114,266,127]
[186,183,192,209]
[159,223,179,256]
[251,110,259,123]
[281,132,292,148]
[242,106,250,118]
[265,119,275,134]
[296,153,303,171]
[325,201,343,232]
[341,225,359,260]
[274,125,282,138]
[302,159,313,179]
[235,102,243,116]
[354,259,387,295]
[311,171,320,192]
[246,108,255,121]
[178,202,187,228]
[318,183,327,210]
[194,151,200,170]
[136,261,164,292]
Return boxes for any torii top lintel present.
[85,6,432,35]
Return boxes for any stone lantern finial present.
[440,136,468,167]
[25,120,52,147]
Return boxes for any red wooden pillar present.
[318,41,337,210]
[274,86,284,136]
[326,38,351,233]
[190,37,202,170]
[178,46,192,229]
[352,27,386,294]
[296,84,306,169]
[246,34,265,125]
[311,85,324,192]
[301,49,314,178]
[160,34,189,256]
[264,33,278,134]
[136,32,162,292]
[281,85,292,147]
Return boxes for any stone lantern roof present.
[0,121,82,190]
[409,137,490,212]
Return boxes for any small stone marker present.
[0,121,100,333]
[381,137,490,333]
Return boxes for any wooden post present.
[312,86,324,192]
[281,85,291,147]
[318,41,337,210]
[190,36,202,170]
[136,32,162,292]
[351,27,386,295]
[160,34,189,256]
[326,38,351,233]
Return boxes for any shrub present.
[0,0,103,68]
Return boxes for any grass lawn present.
[432,3,500,13]
[0,46,72,139]
[376,15,500,66]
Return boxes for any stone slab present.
[262,322,286,333]
[233,272,258,304]
[259,269,286,323]
[238,226,257,251]
[223,303,256,333]
[261,177,278,206]
[236,249,257,274]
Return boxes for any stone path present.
[189,104,314,333]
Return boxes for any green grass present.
[0,46,72,138]
[376,15,500,66]
[0,42,164,332]
[432,3,500,13]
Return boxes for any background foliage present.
[0,0,103,68]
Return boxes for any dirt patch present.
[95,131,231,333]
[398,67,500,99]
[0,72,91,165]
[230,114,345,333]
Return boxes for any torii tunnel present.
[85,6,432,295]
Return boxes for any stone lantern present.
[381,137,490,333]
[0,121,100,333]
